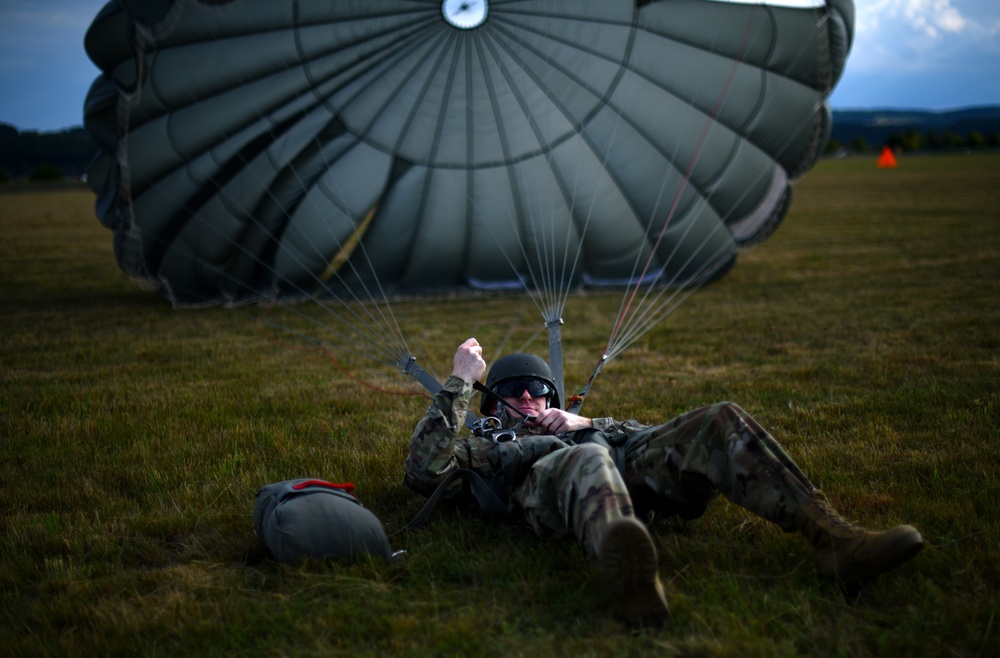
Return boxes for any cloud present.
[900,0,966,38]
[846,0,999,73]
[856,0,995,41]
[830,0,1000,108]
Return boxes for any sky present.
[0,0,997,133]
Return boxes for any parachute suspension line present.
[698,5,830,222]
[605,1,830,363]
[426,28,566,386]
[606,4,759,353]
[380,31,472,393]
[487,7,733,412]
[468,35,550,326]
[571,6,761,415]
[478,21,635,405]
[464,35,562,398]
[607,184,741,362]
[131,176,411,374]
[307,30,471,387]
[246,140,415,371]
[188,10,450,388]
[455,158,566,399]
[136,123,416,384]
[385,32,482,383]
[488,322,518,368]
[605,240,734,363]
[488,15,633,310]
[538,110,627,408]
[540,104,632,409]
[610,1,832,362]
[479,29,568,398]
[485,16,633,324]
[292,28,469,377]
[107,76,415,377]
[232,19,469,390]
[243,174,411,371]
[514,322,548,356]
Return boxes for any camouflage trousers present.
[513,402,817,559]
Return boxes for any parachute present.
[83,0,854,403]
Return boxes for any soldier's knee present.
[708,401,749,432]
[562,443,621,484]
[568,442,615,467]
[713,401,741,417]
[572,442,610,457]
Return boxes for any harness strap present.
[398,468,509,533]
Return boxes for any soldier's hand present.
[452,337,487,384]
[530,407,594,434]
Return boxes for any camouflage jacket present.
[403,375,643,500]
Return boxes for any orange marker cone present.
[877,146,898,168]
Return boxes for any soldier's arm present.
[403,348,496,496]
[530,407,593,434]
[590,417,650,434]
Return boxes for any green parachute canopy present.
[84,0,854,306]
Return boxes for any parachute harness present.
[470,416,518,445]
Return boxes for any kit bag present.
[253,478,392,564]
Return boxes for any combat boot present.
[599,517,670,626]
[796,491,924,591]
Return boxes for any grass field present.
[2,154,999,657]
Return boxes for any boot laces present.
[811,492,864,536]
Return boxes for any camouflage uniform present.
[405,376,818,559]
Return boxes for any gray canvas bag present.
[253,479,392,564]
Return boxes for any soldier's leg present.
[623,402,812,526]
[514,444,669,625]
[514,443,633,559]
[625,402,923,589]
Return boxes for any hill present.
[830,105,1000,150]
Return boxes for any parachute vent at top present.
[83,0,854,307]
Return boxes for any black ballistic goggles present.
[493,378,553,399]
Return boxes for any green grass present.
[2,153,999,657]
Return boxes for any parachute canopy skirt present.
[84,0,854,306]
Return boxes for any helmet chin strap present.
[473,380,538,425]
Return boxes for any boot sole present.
[599,518,670,627]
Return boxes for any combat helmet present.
[480,353,561,415]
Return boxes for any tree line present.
[0,123,96,183]
[827,129,1000,155]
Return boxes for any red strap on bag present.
[291,479,355,495]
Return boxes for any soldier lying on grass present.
[405,338,924,626]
